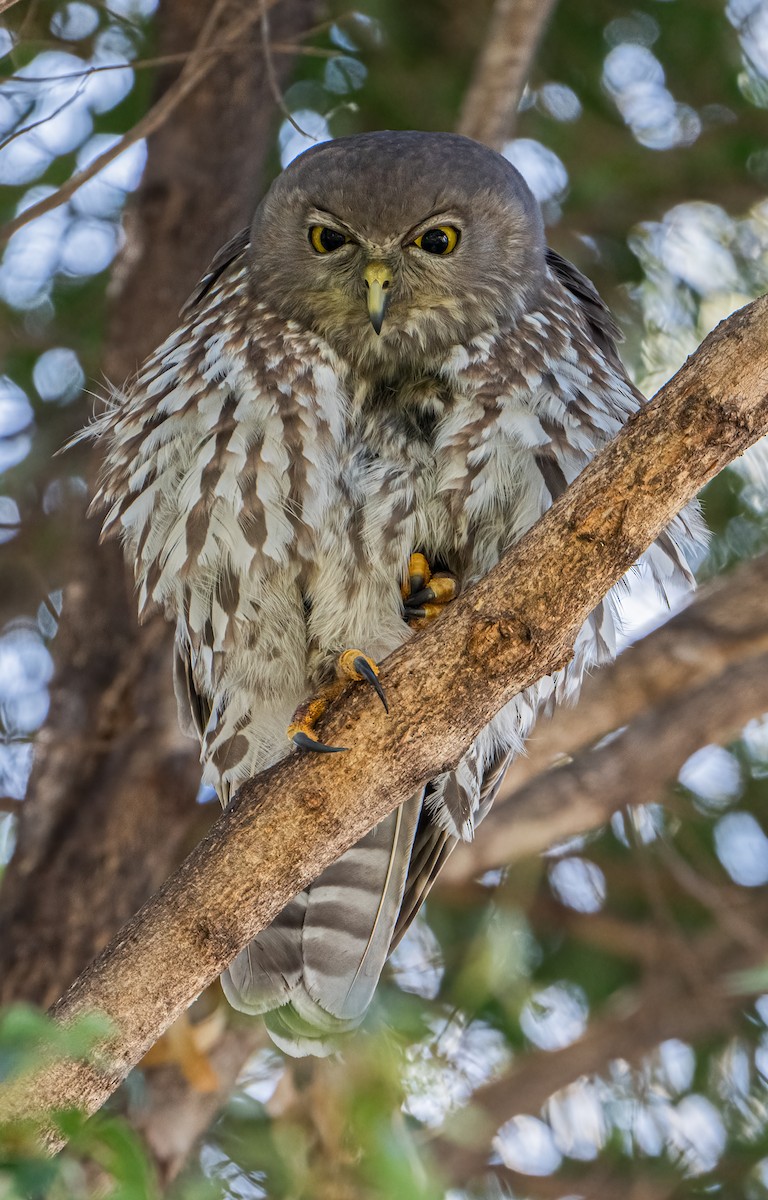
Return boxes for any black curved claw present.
[405,586,436,608]
[403,605,426,622]
[292,731,348,753]
[353,655,389,714]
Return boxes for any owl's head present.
[248,130,546,372]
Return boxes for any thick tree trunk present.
[0,0,315,1006]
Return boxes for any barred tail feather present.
[222,794,423,1057]
[221,895,307,1014]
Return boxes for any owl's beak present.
[363,261,392,335]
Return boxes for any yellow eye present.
[309,226,348,254]
[413,225,460,255]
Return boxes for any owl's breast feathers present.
[91,239,703,792]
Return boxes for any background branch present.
[0,0,316,1012]
[500,553,768,793]
[458,0,559,148]
[433,881,768,1186]
[0,0,317,1182]
[0,0,287,246]
[443,552,768,881]
[2,294,768,1139]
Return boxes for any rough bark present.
[2,293,768,1138]
[458,0,558,148]
[442,552,768,881]
[0,0,315,1008]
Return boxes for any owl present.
[88,131,705,1056]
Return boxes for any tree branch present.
[499,553,768,793]
[458,0,558,148]
[0,0,320,1179]
[2,296,768,1142]
[442,553,768,882]
[0,0,318,1013]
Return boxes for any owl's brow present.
[304,205,463,247]
[306,207,358,239]
[401,210,463,245]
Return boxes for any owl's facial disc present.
[306,215,464,337]
[250,132,549,365]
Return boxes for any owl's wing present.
[538,249,707,653]
[390,746,512,950]
[173,643,210,743]
[180,227,250,316]
[544,247,624,370]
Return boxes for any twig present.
[1,295,767,1142]
[0,0,279,247]
[458,0,559,149]
[0,77,87,153]
[0,40,336,89]
[258,0,314,139]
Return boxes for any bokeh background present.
[3,1,768,1197]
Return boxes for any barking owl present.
[88,131,704,1056]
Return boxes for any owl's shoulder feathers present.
[181,227,250,317]
[544,247,626,374]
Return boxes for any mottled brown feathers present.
[87,131,704,1056]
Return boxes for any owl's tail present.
[221,793,424,1057]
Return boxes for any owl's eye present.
[309,226,348,254]
[413,225,460,255]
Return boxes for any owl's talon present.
[337,649,388,713]
[287,648,385,751]
[407,575,459,609]
[402,556,459,626]
[288,694,347,753]
[401,552,431,601]
[291,730,348,754]
[349,654,388,713]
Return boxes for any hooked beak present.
[363,261,392,335]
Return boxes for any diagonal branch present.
[432,885,768,1187]
[497,552,768,794]
[2,295,768,1142]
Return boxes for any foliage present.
[0,1005,160,1199]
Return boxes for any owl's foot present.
[402,552,459,627]
[288,650,388,753]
